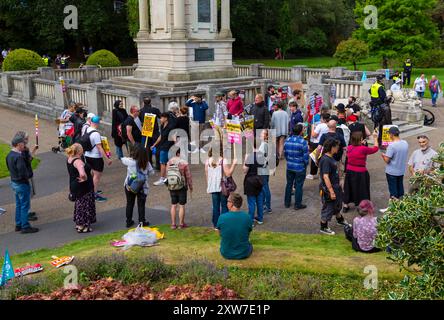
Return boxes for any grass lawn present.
[0,142,40,179]
[4,225,406,299]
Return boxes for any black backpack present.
[79,129,99,152]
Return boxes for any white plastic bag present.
[122,223,158,249]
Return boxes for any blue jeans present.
[285,170,306,208]
[386,174,404,199]
[116,146,124,159]
[211,192,228,227]
[260,175,271,211]
[247,193,264,223]
[11,182,31,229]
[431,91,438,105]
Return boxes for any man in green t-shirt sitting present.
[216,193,253,260]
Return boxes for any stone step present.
[399,126,435,139]
[392,120,409,128]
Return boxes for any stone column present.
[220,0,232,38]
[1,73,12,97]
[22,76,34,102]
[38,67,56,81]
[137,0,150,39]
[249,64,264,77]
[172,0,186,39]
[85,66,99,83]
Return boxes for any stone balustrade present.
[33,79,56,104]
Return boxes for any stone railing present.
[233,65,250,77]
[10,75,24,97]
[158,91,207,113]
[304,68,330,81]
[325,79,363,100]
[101,90,129,113]
[98,66,137,79]
[55,69,86,83]
[259,66,292,82]
[33,79,56,104]
[67,85,88,106]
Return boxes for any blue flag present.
[385,69,390,80]
[0,250,15,286]
[361,71,367,82]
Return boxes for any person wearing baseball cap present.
[84,115,112,202]
[81,112,96,136]
[6,133,39,234]
[380,126,409,213]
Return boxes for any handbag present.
[220,160,237,197]
[68,192,76,202]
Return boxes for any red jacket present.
[227,97,244,116]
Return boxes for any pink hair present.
[358,200,375,216]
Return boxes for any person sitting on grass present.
[216,193,253,260]
[344,200,381,253]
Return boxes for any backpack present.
[126,166,146,194]
[79,129,98,152]
[167,160,185,191]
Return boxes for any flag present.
[361,71,367,82]
[385,69,390,80]
[0,250,15,286]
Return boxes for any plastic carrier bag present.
[122,223,158,249]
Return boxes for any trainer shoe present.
[96,190,103,195]
[200,148,207,154]
[0,208,6,215]
[295,204,307,210]
[254,219,264,225]
[154,178,166,186]
[126,220,135,228]
[336,218,351,227]
[28,216,38,222]
[21,227,39,234]
[95,195,107,202]
[320,227,335,235]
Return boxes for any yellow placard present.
[226,121,242,134]
[142,114,156,138]
[101,136,110,153]
[382,125,398,147]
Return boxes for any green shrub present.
[377,142,444,300]
[2,49,46,72]
[415,50,444,68]
[174,260,229,287]
[86,49,121,68]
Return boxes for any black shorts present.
[169,188,187,205]
[85,157,104,173]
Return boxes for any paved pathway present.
[0,100,443,254]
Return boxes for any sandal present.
[77,226,93,233]
[171,224,177,230]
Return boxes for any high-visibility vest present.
[393,76,400,82]
[370,83,382,98]
[43,58,49,66]
[405,62,412,67]
[61,58,66,65]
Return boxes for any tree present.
[278,1,294,59]
[334,38,369,70]
[377,142,444,299]
[353,0,440,59]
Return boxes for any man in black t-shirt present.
[139,97,161,170]
[318,139,350,235]
[317,120,346,162]
[124,106,142,156]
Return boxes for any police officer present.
[403,58,413,86]
[42,55,49,67]
[369,75,391,147]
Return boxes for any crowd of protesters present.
[4,75,441,259]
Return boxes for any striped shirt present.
[284,135,309,172]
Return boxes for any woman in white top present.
[121,144,154,228]
[205,144,237,229]
[414,74,428,99]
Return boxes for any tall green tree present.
[334,38,369,70]
[353,0,440,58]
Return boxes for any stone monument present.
[134,0,236,82]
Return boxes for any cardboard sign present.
[243,115,255,140]
[101,136,111,158]
[142,114,156,138]
[50,256,74,268]
[226,120,242,145]
[382,125,399,147]
[14,264,43,277]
